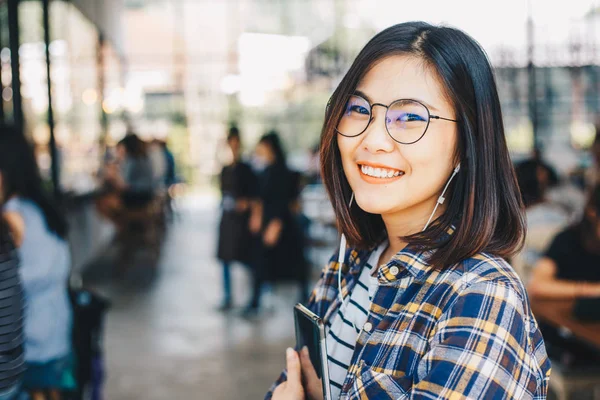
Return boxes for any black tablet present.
[293,303,332,400]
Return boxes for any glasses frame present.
[334,94,458,145]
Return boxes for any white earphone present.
[336,163,461,306]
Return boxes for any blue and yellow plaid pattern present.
[266,236,551,399]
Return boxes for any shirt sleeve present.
[3,198,20,214]
[407,280,543,399]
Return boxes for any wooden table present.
[530,299,600,348]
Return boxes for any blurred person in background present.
[587,131,600,191]
[513,156,570,281]
[148,139,167,192]
[158,139,177,221]
[288,170,310,304]
[96,133,155,230]
[159,140,177,189]
[527,184,600,365]
[0,211,25,399]
[267,22,549,399]
[306,143,321,185]
[216,126,257,311]
[0,125,75,398]
[244,131,307,317]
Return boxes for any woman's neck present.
[379,196,447,264]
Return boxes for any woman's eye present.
[349,105,369,115]
[399,113,425,122]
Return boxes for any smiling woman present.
[266,21,551,400]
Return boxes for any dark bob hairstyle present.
[320,21,525,267]
[0,124,68,238]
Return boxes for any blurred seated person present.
[160,140,177,188]
[528,184,600,299]
[527,185,600,366]
[586,130,600,191]
[148,139,167,192]
[0,125,75,398]
[97,134,155,228]
[513,155,570,281]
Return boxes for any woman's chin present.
[354,197,402,216]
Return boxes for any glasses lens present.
[386,100,429,143]
[337,95,370,137]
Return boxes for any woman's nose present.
[361,106,395,153]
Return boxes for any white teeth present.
[360,165,403,179]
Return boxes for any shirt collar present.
[377,225,456,283]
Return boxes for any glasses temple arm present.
[430,115,457,122]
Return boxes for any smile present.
[357,162,405,182]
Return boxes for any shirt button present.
[389,266,400,276]
[363,322,373,332]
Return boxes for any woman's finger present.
[299,346,319,380]
[285,348,302,391]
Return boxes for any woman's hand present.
[272,348,305,400]
[235,198,250,212]
[249,202,262,234]
[299,346,324,400]
[263,219,283,247]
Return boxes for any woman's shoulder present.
[3,195,23,212]
[452,253,528,300]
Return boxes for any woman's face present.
[255,142,274,165]
[337,55,459,219]
[228,137,241,158]
[116,144,127,162]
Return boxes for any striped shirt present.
[0,225,24,391]
[266,226,551,399]
[326,242,386,399]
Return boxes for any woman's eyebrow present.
[353,89,440,112]
[353,89,372,103]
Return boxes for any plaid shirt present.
[266,235,551,399]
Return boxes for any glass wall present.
[0,2,13,124]
[3,0,124,194]
[51,0,102,193]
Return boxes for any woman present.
[267,22,550,399]
[513,158,570,282]
[527,185,600,366]
[0,126,74,397]
[245,132,308,315]
[528,184,600,299]
[216,127,257,310]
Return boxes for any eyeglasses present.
[335,94,457,145]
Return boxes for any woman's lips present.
[357,163,404,184]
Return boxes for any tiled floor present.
[80,194,325,400]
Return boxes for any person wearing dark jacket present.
[216,127,258,310]
[244,132,307,316]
